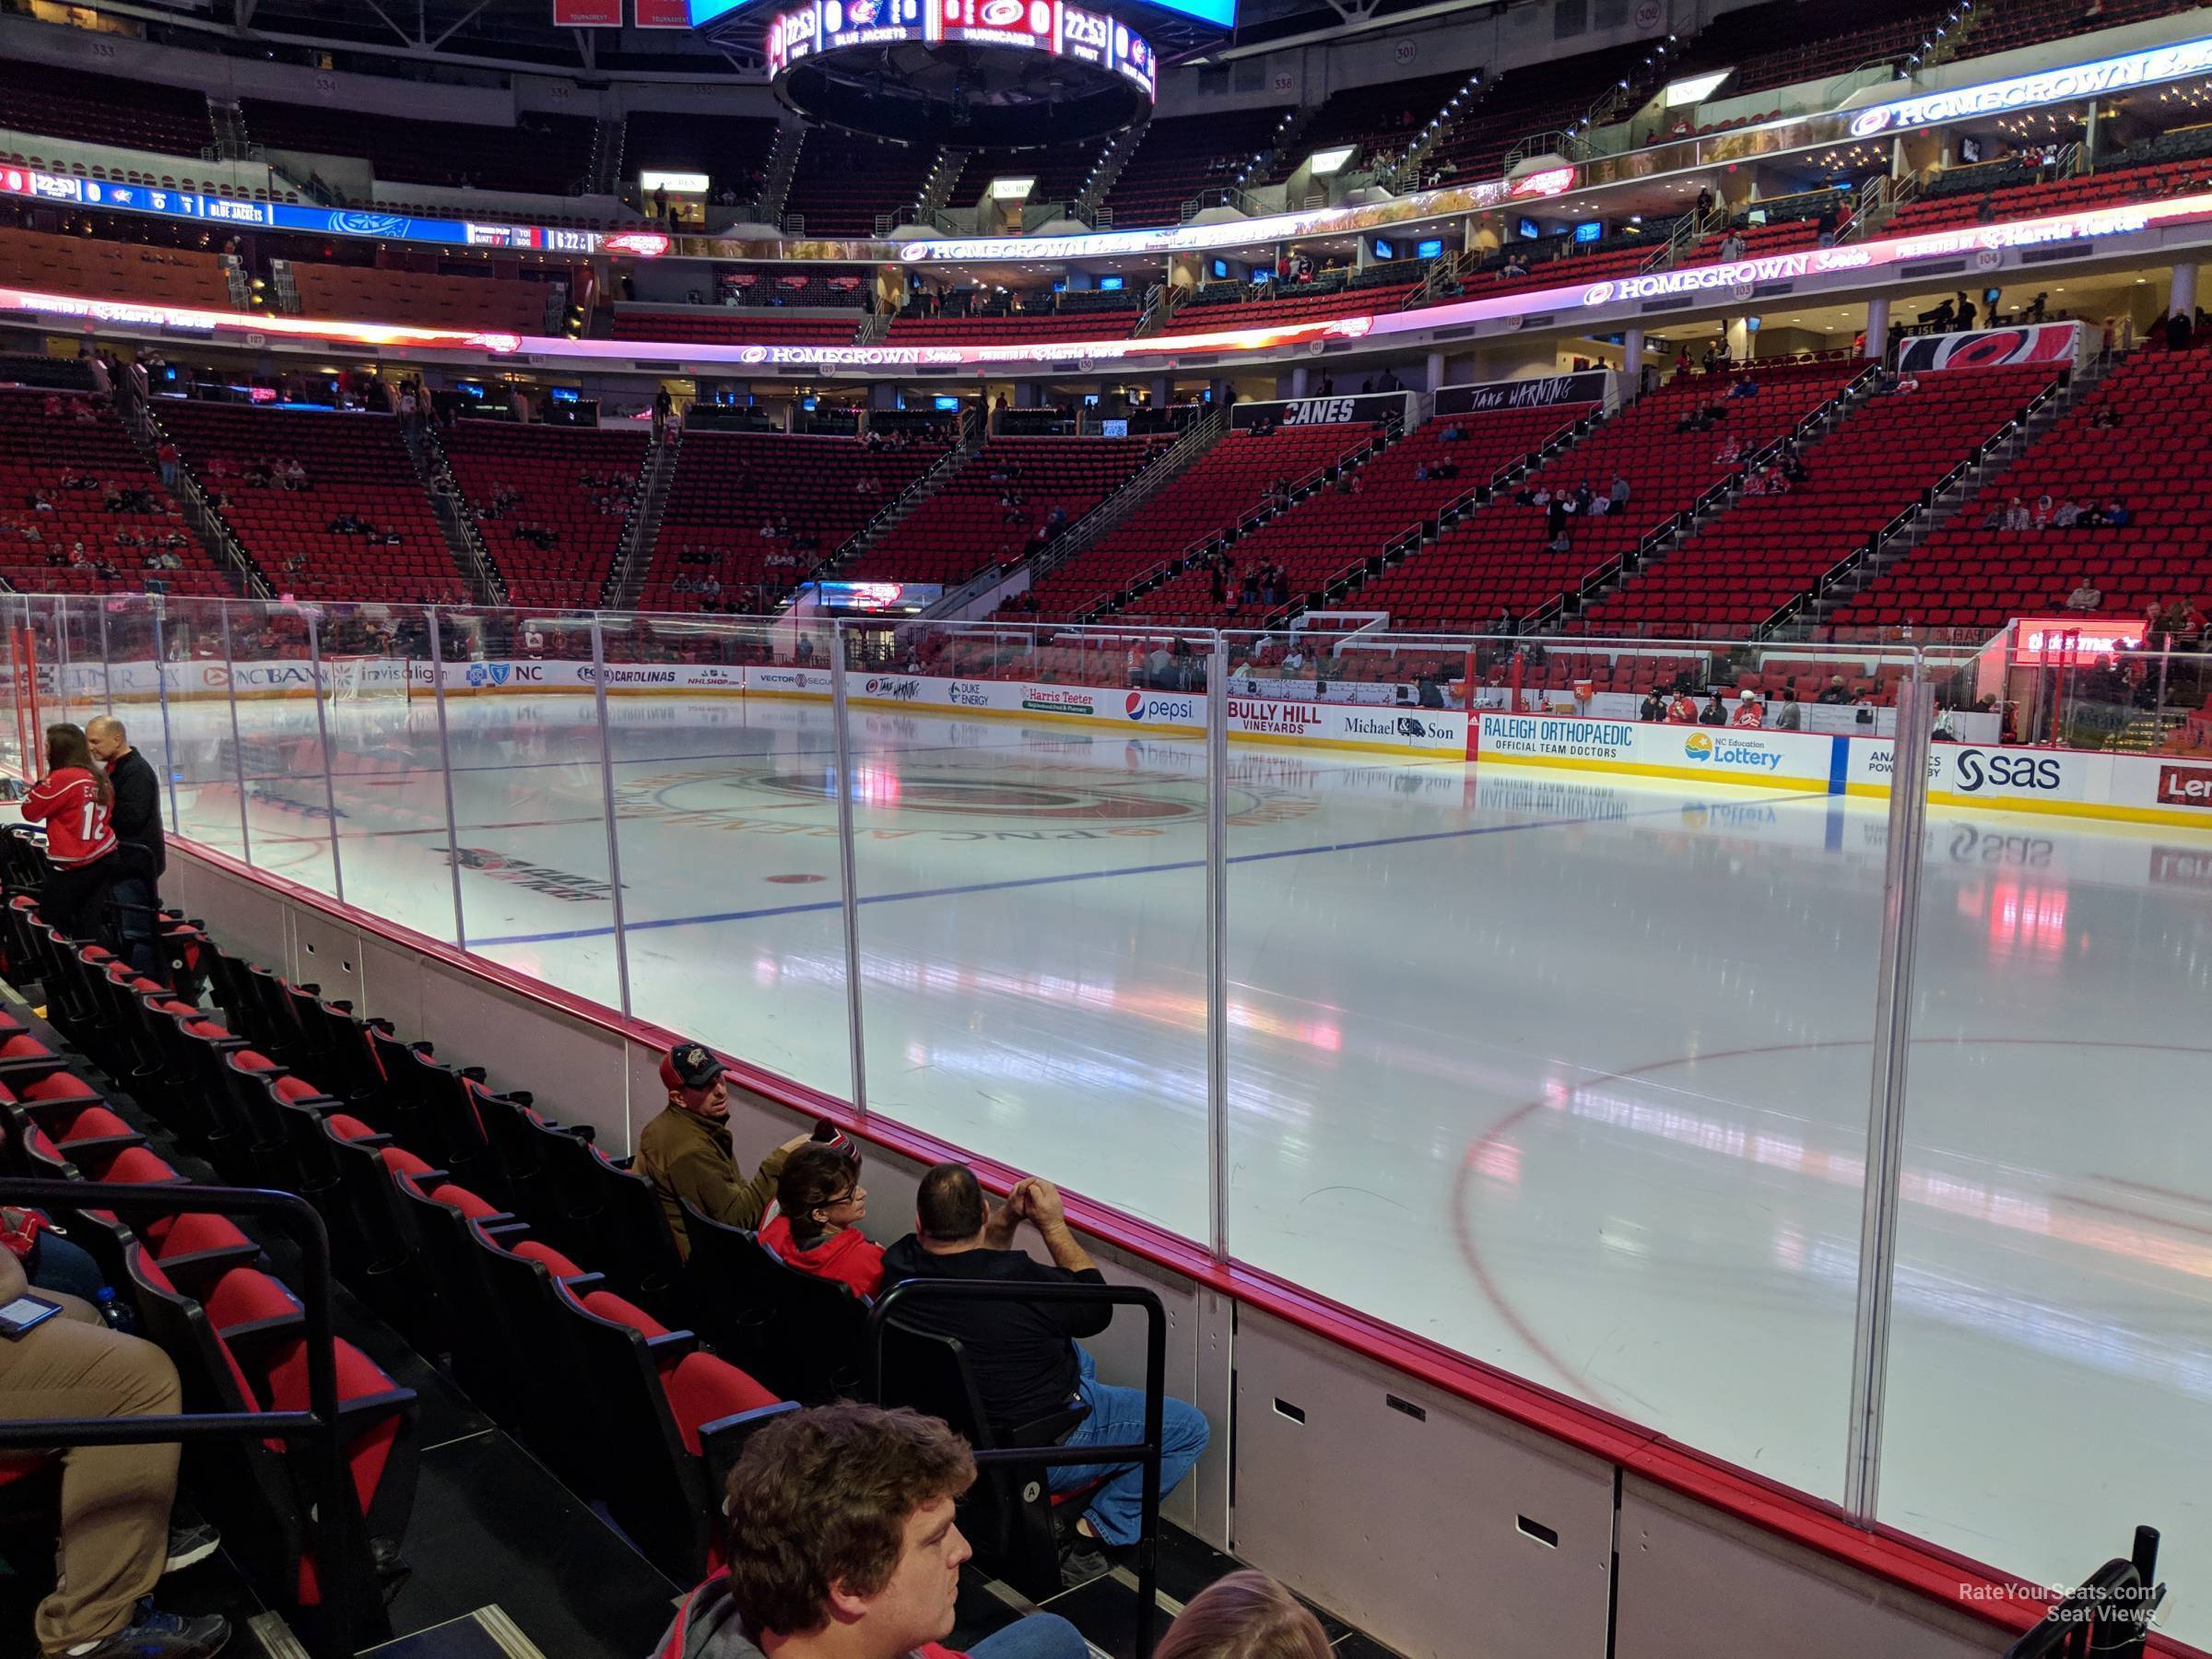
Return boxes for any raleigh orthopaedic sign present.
[1848,35,2212,136]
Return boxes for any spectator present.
[2168,310,2194,352]
[2033,493,2055,528]
[2067,577,2103,611]
[1771,687,1804,730]
[154,441,179,488]
[1155,1571,1331,1659]
[656,1403,1085,1659]
[2092,406,2122,430]
[1717,229,1747,264]
[1608,473,1630,509]
[21,723,119,943]
[1727,375,1759,399]
[0,1239,229,1659]
[1665,688,1700,723]
[635,1040,818,1256]
[880,1165,1209,1582]
[759,1140,882,1300]
[1713,436,1742,467]
[1640,688,1666,723]
[1493,607,1518,638]
[1816,675,1852,705]
[86,717,163,981]
[1730,689,1765,728]
[1695,185,1714,221]
[2003,497,2032,531]
[1547,527,1572,555]
[1698,689,1728,725]
[2102,498,2132,527]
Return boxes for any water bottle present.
[94,1288,136,1335]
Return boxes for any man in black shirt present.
[87,717,163,979]
[879,1165,1208,1584]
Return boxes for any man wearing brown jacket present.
[636,1040,818,1257]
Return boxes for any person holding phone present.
[19,724,119,944]
[0,1249,229,1658]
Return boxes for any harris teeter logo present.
[1022,687,1096,714]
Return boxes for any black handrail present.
[869,1278,1168,1659]
[0,1177,361,1659]
[2003,1525,2163,1658]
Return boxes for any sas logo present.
[1953,749,2063,794]
[1683,733,1713,761]
[465,663,513,688]
[2154,764,2212,808]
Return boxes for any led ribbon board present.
[1848,34,2212,136]
[6,190,2208,368]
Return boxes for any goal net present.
[322,655,411,703]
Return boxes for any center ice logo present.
[1683,732,1714,761]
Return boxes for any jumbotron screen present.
[688,0,1228,32]
[765,0,1159,95]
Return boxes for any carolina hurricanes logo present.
[1851,107,1894,137]
[1583,282,1615,306]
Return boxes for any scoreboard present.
[765,0,1157,97]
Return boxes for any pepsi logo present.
[1125,692,1146,719]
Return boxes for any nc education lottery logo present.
[1683,732,1714,761]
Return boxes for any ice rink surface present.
[120,689,2212,1639]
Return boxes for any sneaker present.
[64,1599,229,1658]
[163,1520,220,1574]
[1057,1534,1112,1588]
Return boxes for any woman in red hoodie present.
[759,1143,883,1300]
[20,722,119,941]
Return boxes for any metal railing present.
[0,1178,368,1659]
[870,1278,1168,1659]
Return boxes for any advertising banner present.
[552,0,622,24]
[1895,322,2083,373]
[1434,371,1612,417]
[1229,392,1415,431]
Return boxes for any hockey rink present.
[120,689,2212,1639]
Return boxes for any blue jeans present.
[1047,1346,1209,1547]
[27,1230,103,1301]
[108,873,161,981]
[967,1612,1087,1659]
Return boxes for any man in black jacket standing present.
[87,716,163,979]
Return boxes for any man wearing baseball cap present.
[636,1040,826,1258]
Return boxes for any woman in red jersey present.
[21,723,119,941]
[760,1142,884,1300]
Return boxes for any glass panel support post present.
[302,608,346,905]
[219,603,253,864]
[1843,661,1934,1522]
[587,618,634,1018]
[830,621,868,1120]
[1206,633,1230,1264]
[426,612,468,951]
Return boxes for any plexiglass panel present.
[1219,628,1900,1502]
[606,612,855,1104]
[841,620,1214,1241]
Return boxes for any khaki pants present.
[0,1293,181,1653]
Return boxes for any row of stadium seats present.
[1351,358,1868,631]
[438,420,653,608]
[153,402,468,606]
[1580,363,2062,636]
[640,429,946,613]
[845,434,1174,587]
[0,226,233,310]
[0,388,232,596]
[1839,335,2212,631]
[288,263,559,336]
[1019,423,1385,618]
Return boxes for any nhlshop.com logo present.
[1124,692,1195,722]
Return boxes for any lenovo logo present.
[2155,764,2212,808]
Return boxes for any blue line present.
[465,787,1837,948]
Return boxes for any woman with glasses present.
[759,1143,884,1300]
